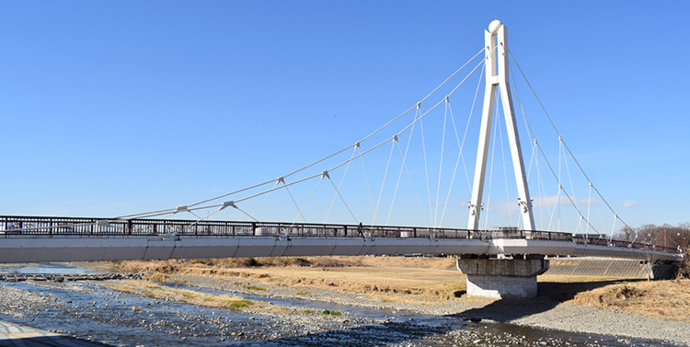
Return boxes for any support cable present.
[359,48,484,145]
[289,175,324,227]
[509,73,600,233]
[535,148,546,230]
[534,140,600,234]
[372,141,397,226]
[328,57,486,176]
[391,140,429,227]
[437,65,485,228]
[508,82,531,230]
[324,147,357,223]
[388,107,420,226]
[597,203,606,234]
[228,203,269,233]
[433,99,449,228]
[586,182,593,237]
[249,181,279,220]
[358,147,377,220]
[562,138,578,229]
[419,105,434,226]
[155,49,486,215]
[326,175,358,224]
[284,181,307,223]
[457,64,485,192]
[509,49,630,231]
[68,48,488,230]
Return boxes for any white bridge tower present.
[467,20,535,231]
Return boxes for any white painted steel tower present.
[467,20,535,231]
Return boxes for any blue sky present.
[1,1,688,232]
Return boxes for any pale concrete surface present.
[0,320,109,346]
[456,256,550,299]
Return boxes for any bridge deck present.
[0,216,682,263]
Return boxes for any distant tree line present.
[615,222,690,278]
[615,222,690,252]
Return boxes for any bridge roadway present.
[0,216,682,263]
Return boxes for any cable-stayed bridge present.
[1,20,682,297]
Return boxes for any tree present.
[615,225,637,242]
[642,243,660,281]
[614,222,690,279]
[616,222,689,252]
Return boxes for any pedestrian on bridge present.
[357,222,365,240]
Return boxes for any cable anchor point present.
[355,141,361,149]
[174,205,189,214]
[277,176,285,184]
[321,170,330,179]
[467,202,477,215]
[219,201,237,211]
[517,198,529,212]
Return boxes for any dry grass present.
[102,280,256,311]
[110,256,690,320]
[570,279,690,321]
[115,257,361,274]
[114,257,467,305]
[232,266,467,304]
[335,256,458,271]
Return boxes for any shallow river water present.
[0,263,683,347]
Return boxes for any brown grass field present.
[112,256,690,320]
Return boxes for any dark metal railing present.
[572,234,679,253]
[0,215,680,254]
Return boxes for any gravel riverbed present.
[177,274,690,345]
[0,275,687,346]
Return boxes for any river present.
[0,263,682,347]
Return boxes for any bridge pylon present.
[468,19,535,232]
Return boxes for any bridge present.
[0,215,680,262]
[1,20,683,298]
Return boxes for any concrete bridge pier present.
[456,254,549,299]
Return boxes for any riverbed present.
[0,263,687,346]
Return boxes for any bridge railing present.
[480,230,572,241]
[0,215,681,254]
[572,234,680,253]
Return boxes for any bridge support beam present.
[456,254,549,299]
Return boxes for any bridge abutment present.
[456,254,549,299]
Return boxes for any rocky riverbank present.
[0,272,143,282]
[1,279,684,347]
[170,274,690,345]
[0,276,690,346]
[1,260,688,346]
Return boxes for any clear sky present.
[1,1,688,232]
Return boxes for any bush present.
[226,300,253,309]
[247,286,268,291]
[244,257,260,267]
